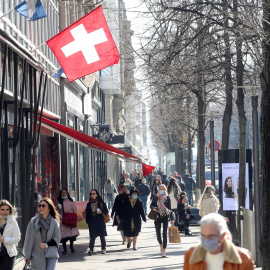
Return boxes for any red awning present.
[39,116,141,164]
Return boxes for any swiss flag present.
[46,6,120,82]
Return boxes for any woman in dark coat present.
[111,185,129,244]
[86,189,109,255]
[177,195,192,235]
[150,184,174,257]
[151,177,162,199]
[122,189,146,250]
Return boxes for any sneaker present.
[102,250,106,254]
[88,250,93,256]
[62,249,67,255]
[161,251,166,257]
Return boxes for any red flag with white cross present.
[46,6,120,82]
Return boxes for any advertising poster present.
[222,163,249,211]
[75,201,88,229]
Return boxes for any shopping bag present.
[169,225,181,243]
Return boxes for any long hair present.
[0,199,14,215]
[223,176,233,191]
[40,197,60,224]
[152,177,162,186]
[89,189,104,204]
[167,177,180,194]
[57,188,73,204]
[199,185,220,213]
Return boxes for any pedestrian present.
[184,173,196,206]
[23,197,61,270]
[57,188,79,255]
[111,184,129,244]
[183,213,254,269]
[167,177,181,227]
[161,173,169,187]
[177,195,192,235]
[134,173,143,188]
[176,175,185,191]
[137,178,151,214]
[199,185,220,218]
[151,176,162,199]
[122,188,146,250]
[0,200,21,270]
[150,184,174,257]
[124,178,135,192]
[86,189,109,255]
[104,178,117,211]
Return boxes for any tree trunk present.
[234,0,246,247]
[260,1,270,268]
[221,0,233,150]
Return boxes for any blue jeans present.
[140,195,148,214]
[187,190,193,206]
[107,193,114,210]
[46,257,58,270]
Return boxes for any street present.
[57,219,200,270]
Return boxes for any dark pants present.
[140,195,148,214]
[89,236,106,251]
[155,217,169,249]
[62,240,74,250]
[0,249,15,270]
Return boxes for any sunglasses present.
[90,193,97,195]
[38,204,47,208]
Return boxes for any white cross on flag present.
[46,6,120,82]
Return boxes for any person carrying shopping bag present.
[150,184,175,257]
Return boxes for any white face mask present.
[0,214,9,219]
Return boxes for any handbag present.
[148,209,156,220]
[169,225,181,243]
[100,203,110,223]
[62,202,77,228]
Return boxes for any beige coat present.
[184,239,254,270]
[199,196,217,217]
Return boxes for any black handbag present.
[148,210,156,220]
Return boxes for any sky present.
[124,0,159,167]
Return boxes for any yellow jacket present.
[184,239,254,270]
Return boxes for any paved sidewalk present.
[57,219,201,270]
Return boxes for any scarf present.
[39,213,52,243]
[90,202,98,215]
[89,198,98,203]
[157,191,168,216]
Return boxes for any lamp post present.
[210,119,215,187]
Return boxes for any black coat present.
[122,197,146,237]
[150,195,174,221]
[86,201,108,238]
[177,202,191,221]
[138,184,150,196]
[111,194,128,226]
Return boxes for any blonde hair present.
[125,179,132,185]
[199,185,220,213]
[0,200,14,215]
[159,184,167,191]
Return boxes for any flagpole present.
[33,42,46,52]
[0,9,15,20]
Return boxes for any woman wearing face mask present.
[124,179,135,192]
[57,188,79,255]
[151,177,162,199]
[111,185,129,244]
[86,189,109,255]
[0,200,21,270]
[23,198,61,270]
[177,195,192,235]
[199,185,220,218]
[122,189,146,250]
[150,184,174,257]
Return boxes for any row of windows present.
[0,41,60,116]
